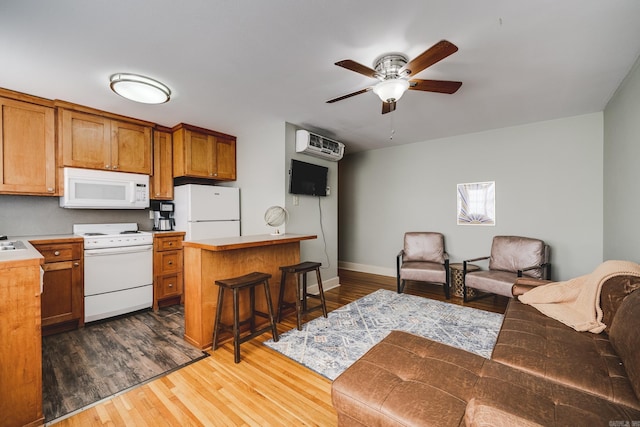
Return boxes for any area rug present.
[264,289,504,380]
[42,305,208,423]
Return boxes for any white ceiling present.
[1,1,639,154]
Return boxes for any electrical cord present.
[318,196,330,269]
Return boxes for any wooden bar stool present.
[212,272,279,363]
[277,261,328,330]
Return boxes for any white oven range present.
[74,223,153,322]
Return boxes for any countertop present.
[182,233,317,251]
[0,231,188,265]
[0,234,80,265]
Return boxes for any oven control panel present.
[83,233,153,249]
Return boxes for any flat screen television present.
[289,159,328,196]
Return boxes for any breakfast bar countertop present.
[182,233,317,251]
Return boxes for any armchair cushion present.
[488,236,546,279]
[465,270,519,298]
[400,261,447,284]
[402,232,445,264]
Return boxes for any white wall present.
[234,120,287,235]
[283,123,339,289]
[339,113,604,281]
[603,56,640,262]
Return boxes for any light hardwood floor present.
[52,270,507,426]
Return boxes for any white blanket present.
[518,260,640,333]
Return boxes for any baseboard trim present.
[307,275,340,295]
[338,261,395,278]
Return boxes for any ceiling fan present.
[327,40,462,114]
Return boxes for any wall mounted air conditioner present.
[295,130,344,161]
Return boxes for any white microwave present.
[60,167,150,209]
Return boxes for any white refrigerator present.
[173,184,240,241]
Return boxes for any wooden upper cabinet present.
[215,136,237,181]
[60,109,110,170]
[111,120,152,174]
[0,96,56,195]
[151,128,174,200]
[59,107,152,175]
[172,123,236,181]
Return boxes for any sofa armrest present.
[511,277,552,296]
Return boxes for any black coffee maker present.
[151,201,175,231]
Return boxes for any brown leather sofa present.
[332,276,640,426]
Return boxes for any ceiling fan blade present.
[335,60,378,78]
[400,40,458,77]
[382,101,396,114]
[409,79,462,94]
[326,87,372,103]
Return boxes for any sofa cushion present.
[332,331,485,426]
[601,276,640,333]
[491,299,640,410]
[332,330,640,426]
[464,398,545,427]
[609,289,640,401]
[478,359,640,426]
[488,236,546,278]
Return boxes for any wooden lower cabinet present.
[153,232,185,310]
[0,258,44,427]
[32,239,84,336]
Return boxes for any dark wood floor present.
[42,305,207,423]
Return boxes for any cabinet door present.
[60,109,111,170]
[0,98,56,195]
[111,120,152,174]
[214,137,236,181]
[41,260,83,327]
[0,263,43,427]
[185,130,215,178]
[156,250,182,275]
[157,273,183,299]
[151,130,173,200]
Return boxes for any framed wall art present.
[457,181,495,226]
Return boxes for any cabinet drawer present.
[155,237,183,251]
[155,250,182,274]
[34,243,82,263]
[157,273,182,299]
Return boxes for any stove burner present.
[120,230,140,234]
[84,232,106,236]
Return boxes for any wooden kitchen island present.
[182,233,317,350]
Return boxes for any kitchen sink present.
[0,240,27,251]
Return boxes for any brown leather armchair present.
[397,232,450,298]
[463,235,550,301]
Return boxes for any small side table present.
[449,263,480,299]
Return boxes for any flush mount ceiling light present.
[109,73,171,104]
[372,78,410,103]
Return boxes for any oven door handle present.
[85,245,153,256]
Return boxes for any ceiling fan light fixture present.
[373,79,410,103]
[109,73,171,104]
